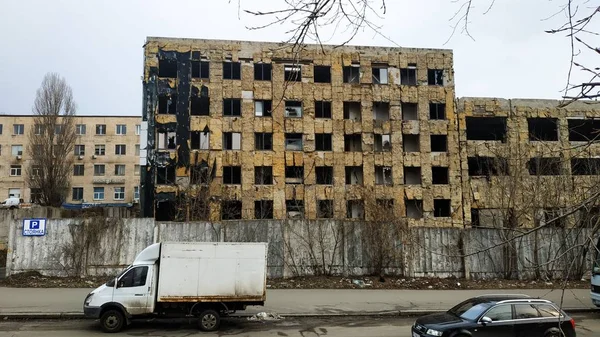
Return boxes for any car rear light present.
[570,318,576,329]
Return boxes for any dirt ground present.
[0,271,590,289]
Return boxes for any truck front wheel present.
[100,309,125,333]
[197,309,220,331]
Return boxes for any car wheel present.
[545,331,565,337]
[198,309,220,332]
[100,309,125,333]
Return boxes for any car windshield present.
[448,300,492,321]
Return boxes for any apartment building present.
[0,115,141,205]
[141,37,458,222]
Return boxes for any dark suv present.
[411,294,576,337]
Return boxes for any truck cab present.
[0,197,20,209]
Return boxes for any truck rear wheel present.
[100,309,125,333]
[197,309,220,332]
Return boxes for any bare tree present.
[27,73,77,206]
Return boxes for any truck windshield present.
[106,266,131,287]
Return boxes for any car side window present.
[514,304,540,319]
[535,304,560,318]
[484,304,513,321]
[118,266,148,288]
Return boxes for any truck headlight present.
[426,329,443,336]
[84,293,94,306]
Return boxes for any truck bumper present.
[83,305,102,318]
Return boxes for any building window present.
[372,65,388,84]
[346,200,364,219]
[115,144,126,155]
[116,124,127,135]
[192,60,209,79]
[345,166,363,185]
[191,129,210,150]
[284,65,301,82]
[33,124,44,135]
[115,164,126,176]
[528,118,558,141]
[54,124,64,135]
[403,134,420,152]
[221,200,242,220]
[158,95,177,114]
[285,166,304,184]
[567,119,600,142]
[223,61,241,80]
[571,158,600,175]
[285,133,303,151]
[429,103,446,120]
[343,64,360,83]
[432,167,449,185]
[314,65,331,83]
[31,165,42,177]
[374,134,391,152]
[10,165,21,176]
[255,100,272,117]
[402,103,418,120]
[434,199,451,217]
[93,187,105,200]
[13,124,24,135]
[72,187,84,201]
[528,157,562,176]
[466,117,507,142]
[428,69,444,85]
[316,166,333,185]
[375,166,393,185]
[74,145,85,156]
[223,98,242,116]
[404,166,421,185]
[158,58,177,78]
[134,164,140,176]
[254,63,272,81]
[134,186,140,200]
[96,124,106,135]
[400,64,417,85]
[255,200,274,219]
[223,132,241,150]
[315,101,332,118]
[135,124,141,135]
[344,134,362,151]
[73,164,85,176]
[95,144,106,156]
[0,124,3,134]
[191,87,210,116]
[223,166,242,184]
[114,187,125,200]
[255,166,273,185]
[11,145,23,156]
[343,102,361,121]
[255,133,273,150]
[285,101,302,117]
[135,144,140,156]
[156,165,176,184]
[317,200,334,218]
[431,135,448,152]
[468,157,509,176]
[373,102,390,121]
[74,124,85,135]
[315,133,332,151]
[406,199,423,219]
[286,200,304,219]
[94,164,106,176]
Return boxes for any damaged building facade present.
[141,37,600,226]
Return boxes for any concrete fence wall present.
[6,218,598,280]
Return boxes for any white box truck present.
[83,242,268,333]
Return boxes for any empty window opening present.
[374,134,391,152]
[375,166,393,185]
[376,199,394,211]
[158,131,177,150]
[373,102,390,121]
[286,200,305,219]
[372,65,388,84]
[191,60,209,79]
[429,103,446,120]
[190,93,210,116]
[314,65,331,83]
[285,133,303,151]
[344,134,362,152]
[156,165,176,185]
[568,119,600,142]
[402,103,418,120]
[158,95,177,115]
[400,64,417,85]
[255,100,272,117]
[254,63,272,81]
[155,199,177,221]
[466,117,507,142]
[316,166,333,185]
[255,132,273,150]
[190,128,210,150]
[343,64,360,83]
[345,166,363,185]
[255,200,274,219]
[315,101,332,118]
[404,167,421,185]
[434,199,451,217]
[223,98,242,116]
[471,209,481,227]
[403,134,420,152]
[285,166,304,184]
[536,208,565,228]
[221,200,242,220]
[284,65,302,82]
[223,166,242,184]
[158,58,177,78]
[285,101,303,117]
[255,166,273,185]
[528,157,562,176]
[315,133,332,151]
[468,157,509,176]
[431,135,447,152]
[223,132,241,150]
[432,167,449,184]
[571,158,600,175]
[346,200,364,219]
[528,118,558,141]
[578,207,600,227]
[317,200,334,218]
[343,102,361,121]
[190,165,210,185]
[428,69,444,85]
[223,61,241,80]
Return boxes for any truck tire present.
[198,309,220,332]
[100,309,125,333]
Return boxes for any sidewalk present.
[0,287,596,318]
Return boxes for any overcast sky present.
[0,0,594,116]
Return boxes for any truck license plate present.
[412,333,420,337]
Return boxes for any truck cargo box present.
[157,242,267,303]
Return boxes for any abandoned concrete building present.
[140,37,600,225]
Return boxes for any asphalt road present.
[0,314,599,337]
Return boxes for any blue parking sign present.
[23,218,46,236]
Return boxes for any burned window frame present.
[222,166,242,185]
[158,58,177,78]
[430,134,448,152]
[285,166,304,184]
[344,133,362,152]
[190,129,210,150]
[315,101,332,119]
[404,166,422,185]
[427,69,444,86]
[375,165,393,185]
[158,95,178,115]
[467,156,509,176]
[313,65,331,83]
[372,64,389,84]
[254,166,273,185]
[343,64,360,84]
[223,98,242,117]
[317,200,334,219]
[284,65,302,82]
[571,158,600,175]
[567,119,600,142]
[316,166,334,185]
[255,132,273,151]
[346,199,365,219]
[286,199,305,219]
[465,117,508,143]
[432,166,449,185]
[285,133,303,151]
[528,157,562,176]
[429,103,446,120]
[191,59,209,79]
[254,200,274,219]
[315,133,333,151]
[345,166,364,185]
[221,200,242,220]
[433,199,451,217]
[400,64,417,86]
[403,134,420,152]
[405,199,423,219]
[156,165,176,185]
[528,118,559,141]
